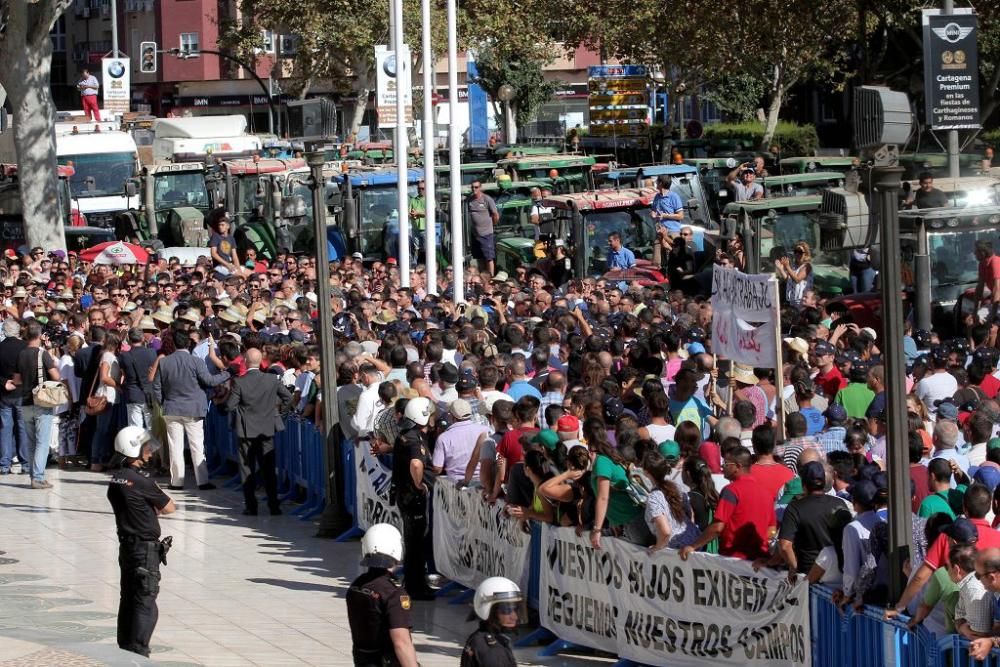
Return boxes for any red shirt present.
[924,518,1000,570]
[715,474,776,560]
[750,462,795,503]
[980,374,1000,400]
[979,255,1000,293]
[496,427,536,481]
[815,367,846,401]
[909,464,930,513]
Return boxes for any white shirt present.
[915,371,958,416]
[79,74,99,96]
[967,442,989,467]
[351,381,382,438]
[294,371,314,413]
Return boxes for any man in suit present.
[153,328,230,490]
[226,348,292,515]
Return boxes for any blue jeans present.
[850,268,876,294]
[22,404,54,481]
[93,405,118,466]
[0,403,27,470]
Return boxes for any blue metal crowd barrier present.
[204,407,326,521]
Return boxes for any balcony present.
[72,40,113,64]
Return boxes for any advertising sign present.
[587,64,650,144]
[101,57,131,114]
[375,44,414,126]
[922,9,980,130]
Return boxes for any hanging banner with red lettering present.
[710,265,780,368]
[539,525,811,667]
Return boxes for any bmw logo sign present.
[108,60,126,78]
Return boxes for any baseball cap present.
[531,429,560,451]
[602,396,624,423]
[935,398,959,421]
[943,517,979,545]
[687,342,706,355]
[449,399,472,420]
[814,341,836,356]
[658,440,681,462]
[386,257,397,265]
[974,466,1000,494]
[556,415,580,433]
[351,252,363,260]
[823,403,848,425]
[456,376,478,393]
[799,461,826,490]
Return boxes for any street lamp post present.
[446,0,463,304]
[497,84,516,145]
[421,0,437,292]
[392,0,410,288]
[171,47,278,135]
[305,150,351,537]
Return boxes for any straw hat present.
[12,287,27,299]
[151,305,175,324]
[139,316,159,332]
[58,289,75,300]
[180,309,201,324]
[219,307,242,324]
[372,309,397,326]
[213,297,232,310]
[730,363,759,385]
[783,337,809,356]
[122,301,138,313]
[251,309,267,325]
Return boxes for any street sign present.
[587,63,650,146]
[101,57,131,114]
[588,65,648,78]
[922,9,980,130]
[375,44,413,126]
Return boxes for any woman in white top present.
[91,331,123,471]
[775,241,814,308]
[642,451,700,552]
[56,335,84,467]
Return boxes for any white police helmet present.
[472,577,522,621]
[403,397,434,426]
[360,523,403,568]
[114,426,159,458]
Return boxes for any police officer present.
[346,524,419,667]
[461,577,522,667]
[106,426,175,657]
[390,397,436,599]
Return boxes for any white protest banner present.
[432,478,531,590]
[711,265,780,368]
[539,525,810,667]
[354,442,403,532]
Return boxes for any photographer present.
[726,162,764,202]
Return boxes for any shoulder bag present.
[32,349,70,409]
[84,357,108,416]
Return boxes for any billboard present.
[375,44,413,126]
[101,57,131,114]
[922,9,980,130]
[587,64,650,145]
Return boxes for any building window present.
[179,32,199,54]
[279,34,299,57]
[260,30,275,53]
[50,15,66,52]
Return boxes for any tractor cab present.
[117,162,213,247]
[902,176,1000,209]
[599,164,713,228]
[496,154,596,194]
[760,172,846,199]
[779,156,859,177]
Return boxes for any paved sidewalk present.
[0,467,610,666]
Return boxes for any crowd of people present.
[7,203,1000,657]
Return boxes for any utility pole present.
[309,150,351,538]
[392,0,410,288]
[446,0,463,304]
[110,0,119,57]
[421,0,437,292]
[944,0,960,179]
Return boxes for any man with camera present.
[727,162,764,202]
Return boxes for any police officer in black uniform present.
[390,396,436,599]
[346,523,419,667]
[461,576,522,667]
[107,425,175,657]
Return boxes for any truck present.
[151,116,262,164]
[0,163,100,251]
[595,164,714,229]
[54,122,141,229]
[116,162,215,247]
[332,167,425,261]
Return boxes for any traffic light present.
[140,41,157,74]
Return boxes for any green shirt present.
[923,566,960,633]
[591,454,641,527]
[835,383,876,420]
[917,485,968,519]
[409,195,426,230]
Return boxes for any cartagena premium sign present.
[922,9,981,130]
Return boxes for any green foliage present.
[982,128,1000,147]
[471,44,560,128]
[702,73,768,122]
[702,122,819,156]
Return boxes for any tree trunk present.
[0,3,66,252]
[761,88,783,150]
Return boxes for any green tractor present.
[117,162,214,248]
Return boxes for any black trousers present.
[238,435,278,512]
[117,541,161,657]
[400,492,429,594]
